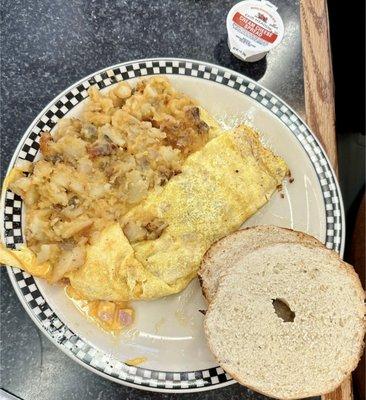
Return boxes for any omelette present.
[65,126,288,301]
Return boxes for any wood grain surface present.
[300,0,338,171]
[300,0,353,399]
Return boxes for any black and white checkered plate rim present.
[1,58,345,393]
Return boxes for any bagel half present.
[204,242,365,399]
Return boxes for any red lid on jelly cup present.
[227,0,284,62]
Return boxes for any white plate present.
[1,58,345,393]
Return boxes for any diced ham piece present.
[118,309,133,326]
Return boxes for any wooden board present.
[300,0,352,399]
[300,0,338,170]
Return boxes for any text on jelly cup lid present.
[227,0,284,61]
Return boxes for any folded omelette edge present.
[66,125,289,301]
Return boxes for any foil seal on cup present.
[227,0,284,62]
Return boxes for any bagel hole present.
[272,298,295,322]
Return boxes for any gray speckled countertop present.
[1,1,305,399]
